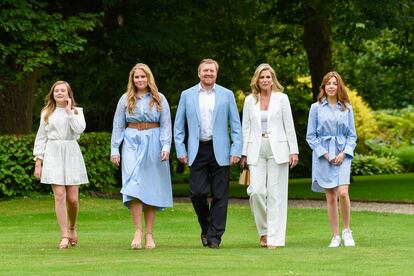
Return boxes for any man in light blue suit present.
[174,58,242,249]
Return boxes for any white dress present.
[33,107,89,185]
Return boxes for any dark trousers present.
[189,142,230,245]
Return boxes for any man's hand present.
[230,156,240,166]
[110,155,121,166]
[178,155,188,164]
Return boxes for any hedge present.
[0,132,117,198]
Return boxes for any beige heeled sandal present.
[131,228,142,249]
[145,232,156,249]
[59,237,70,249]
[69,227,78,247]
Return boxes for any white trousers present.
[247,137,289,246]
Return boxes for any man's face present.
[198,63,217,87]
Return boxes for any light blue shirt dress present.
[111,93,173,209]
[306,99,357,193]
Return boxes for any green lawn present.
[0,197,413,275]
[173,173,414,203]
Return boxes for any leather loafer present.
[201,234,208,247]
[208,242,220,249]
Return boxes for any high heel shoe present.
[69,227,78,247]
[260,235,267,247]
[145,232,155,249]
[59,237,70,249]
[131,228,142,249]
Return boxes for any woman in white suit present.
[240,63,299,249]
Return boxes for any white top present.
[198,83,216,141]
[33,107,86,160]
[260,110,268,133]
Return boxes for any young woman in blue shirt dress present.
[306,71,357,248]
[110,63,173,249]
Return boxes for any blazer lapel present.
[212,86,221,125]
[191,86,201,123]
[253,97,261,127]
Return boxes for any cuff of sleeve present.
[33,156,43,161]
[162,144,171,153]
[315,146,328,158]
[111,148,120,156]
[343,146,354,159]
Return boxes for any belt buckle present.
[262,133,269,138]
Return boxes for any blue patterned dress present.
[306,99,357,193]
[111,92,173,208]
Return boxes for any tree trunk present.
[0,71,38,134]
[302,3,333,101]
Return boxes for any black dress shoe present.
[201,234,208,247]
[208,242,220,249]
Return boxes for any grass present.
[173,173,414,203]
[0,196,413,275]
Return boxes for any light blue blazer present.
[174,84,242,166]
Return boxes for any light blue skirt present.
[120,127,173,209]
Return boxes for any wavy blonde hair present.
[126,63,161,113]
[317,71,349,111]
[250,63,284,103]
[41,80,78,123]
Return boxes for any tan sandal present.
[69,227,78,247]
[260,235,267,247]
[145,232,156,249]
[131,228,142,249]
[59,237,70,249]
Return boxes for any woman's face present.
[133,69,148,92]
[53,83,69,105]
[258,70,273,92]
[325,76,338,98]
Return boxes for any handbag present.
[238,168,250,186]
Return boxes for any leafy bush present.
[0,132,118,198]
[348,88,379,153]
[373,106,414,147]
[351,154,403,175]
[395,146,414,172]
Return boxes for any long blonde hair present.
[250,63,284,103]
[317,71,349,111]
[41,80,78,123]
[126,63,161,113]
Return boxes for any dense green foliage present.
[0,133,117,197]
[1,198,413,274]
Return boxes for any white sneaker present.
[328,235,341,248]
[342,228,355,247]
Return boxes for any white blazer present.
[242,92,299,165]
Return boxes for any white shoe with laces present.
[328,235,341,248]
[342,228,355,247]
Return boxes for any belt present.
[199,140,213,145]
[261,133,269,138]
[127,122,160,130]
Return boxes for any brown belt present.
[127,122,160,130]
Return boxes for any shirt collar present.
[321,97,342,107]
[198,83,216,93]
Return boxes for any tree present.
[0,0,101,134]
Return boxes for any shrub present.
[347,88,379,153]
[394,146,414,172]
[0,132,117,198]
[351,153,403,175]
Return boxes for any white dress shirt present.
[198,83,216,141]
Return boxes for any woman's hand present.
[110,155,121,166]
[240,155,247,169]
[323,153,330,161]
[332,152,345,166]
[161,151,170,161]
[66,97,74,115]
[289,154,298,169]
[34,160,42,180]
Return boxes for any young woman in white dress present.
[33,80,89,249]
